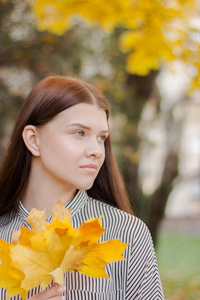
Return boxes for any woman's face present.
[35,103,109,194]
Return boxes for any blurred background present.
[0,0,200,299]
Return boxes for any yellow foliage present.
[29,0,200,88]
[0,200,128,299]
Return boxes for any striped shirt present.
[0,190,165,299]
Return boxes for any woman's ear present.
[22,125,40,156]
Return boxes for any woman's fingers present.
[28,285,65,299]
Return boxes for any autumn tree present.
[31,0,200,87]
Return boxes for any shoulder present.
[0,212,21,242]
[81,196,151,244]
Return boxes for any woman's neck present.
[22,162,77,217]
[22,188,76,218]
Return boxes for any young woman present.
[0,76,164,300]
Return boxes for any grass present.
[156,232,200,300]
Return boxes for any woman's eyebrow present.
[66,123,109,133]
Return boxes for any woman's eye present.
[97,135,107,142]
[74,130,85,136]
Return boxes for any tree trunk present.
[122,73,179,247]
[147,152,178,246]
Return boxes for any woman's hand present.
[28,285,65,300]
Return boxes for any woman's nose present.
[85,140,103,158]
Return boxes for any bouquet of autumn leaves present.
[0,200,128,299]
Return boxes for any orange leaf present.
[78,217,106,244]
[13,226,35,246]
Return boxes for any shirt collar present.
[18,189,88,224]
[64,189,88,216]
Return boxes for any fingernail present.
[61,296,65,300]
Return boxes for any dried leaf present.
[51,199,72,222]
[26,208,47,233]
[12,230,21,245]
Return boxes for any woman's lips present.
[80,164,98,172]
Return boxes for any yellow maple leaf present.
[79,239,127,279]
[0,200,129,299]
[10,230,63,291]
[0,239,27,300]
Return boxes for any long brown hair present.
[0,76,132,221]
